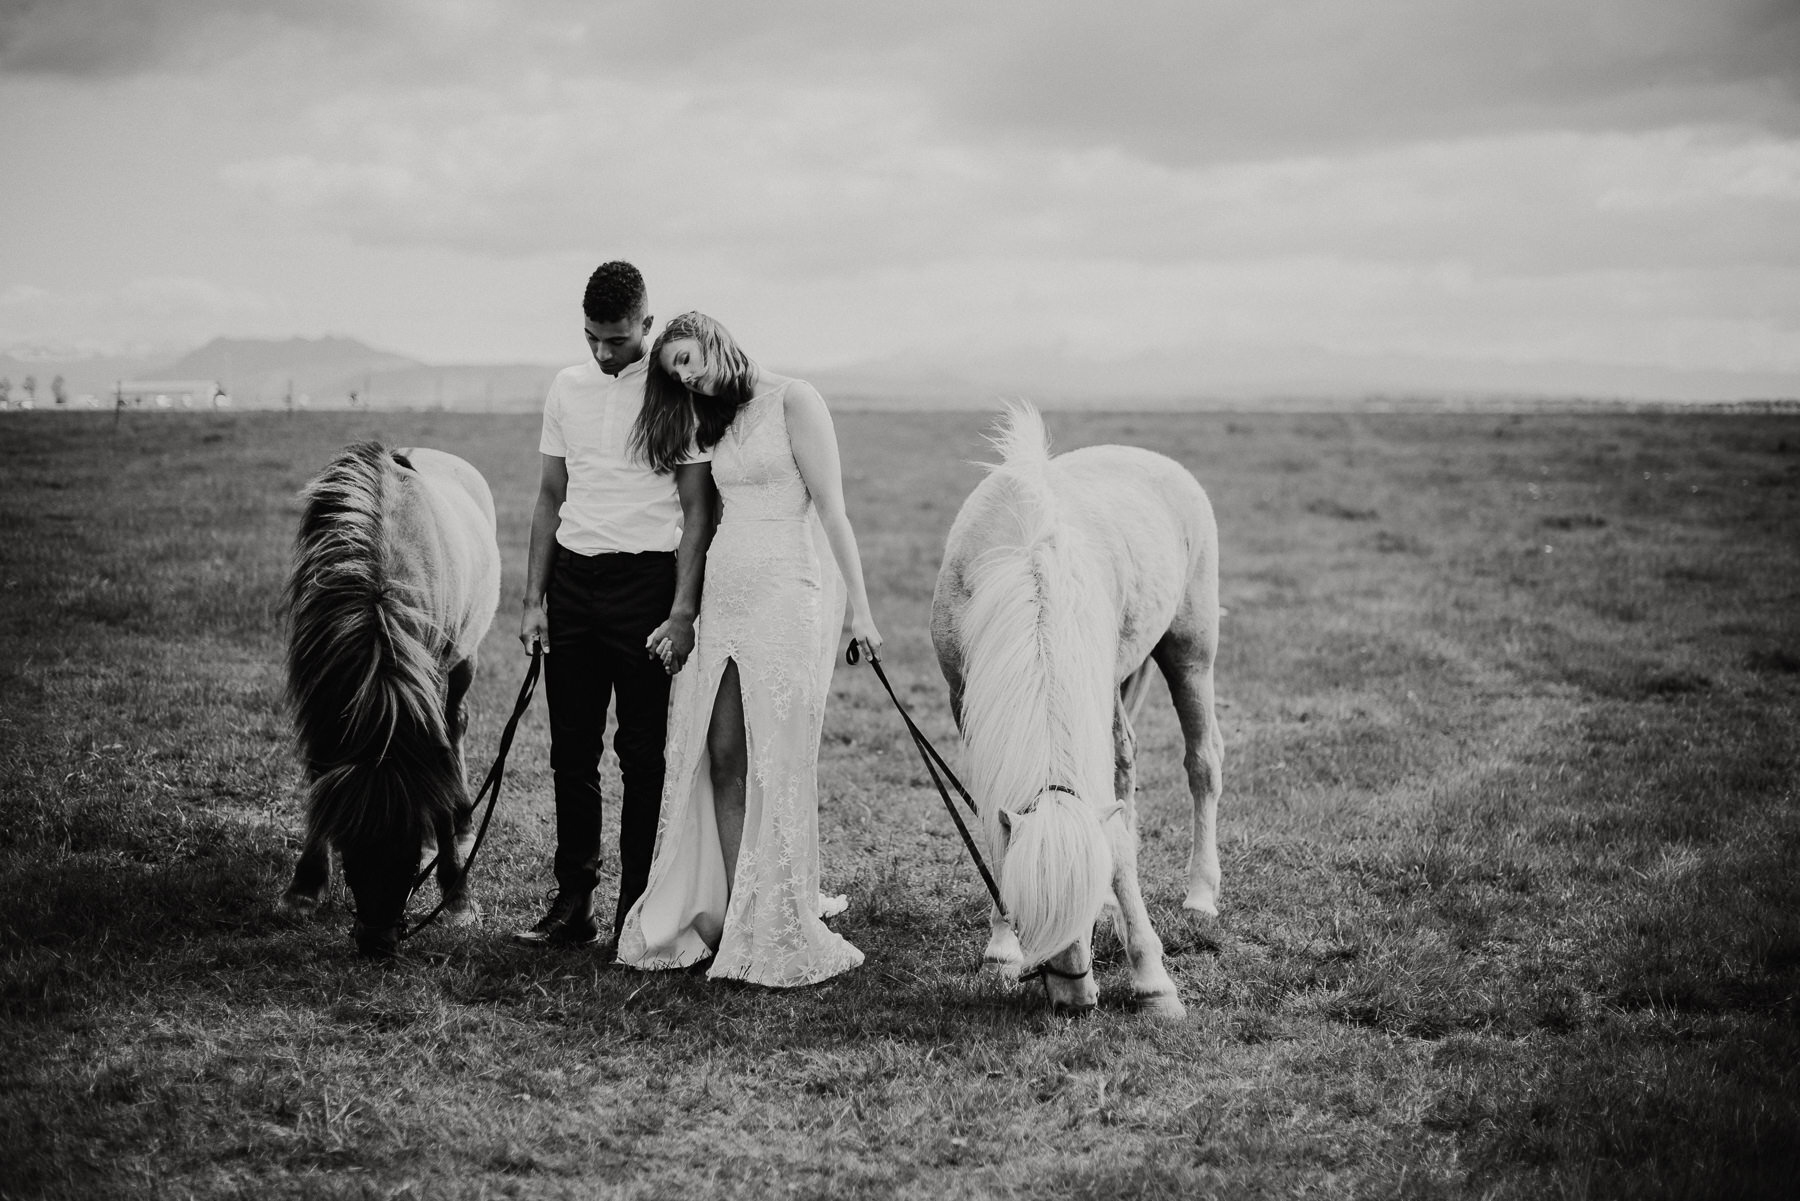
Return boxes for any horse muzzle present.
[352,919,403,959]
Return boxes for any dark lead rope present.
[846,644,1095,990]
[846,642,1007,920]
[399,643,543,941]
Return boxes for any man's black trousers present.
[544,546,675,940]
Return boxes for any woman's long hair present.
[631,311,758,474]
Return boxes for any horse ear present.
[998,808,1014,835]
[1101,801,1125,824]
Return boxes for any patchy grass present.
[2,407,1798,1199]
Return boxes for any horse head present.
[338,819,429,958]
[308,757,454,958]
[993,785,1125,1006]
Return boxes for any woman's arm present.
[785,380,883,660]
[646,461,717,673]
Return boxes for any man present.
[516,261,715,950]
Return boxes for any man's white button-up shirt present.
[538,354,709,555]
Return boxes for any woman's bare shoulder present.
[776,375,827,412]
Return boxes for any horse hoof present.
[279,890,321,917]
[445,902,481,928]
[1182,895,1219,918]
[1136,991,1187,1020]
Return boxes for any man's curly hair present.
[582,261,647,324]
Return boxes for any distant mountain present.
[146,336,409,406]
[137,336,556,410]
[160,336,417,385]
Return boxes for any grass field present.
[2,406,1798,1200]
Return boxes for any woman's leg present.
[707,658,747,897]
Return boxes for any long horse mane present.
[957,404,1117,965]
[285,442,458,848]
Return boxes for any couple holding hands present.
[514,261,880,988]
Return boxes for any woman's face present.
[658,337,715,396]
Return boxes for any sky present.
[2,0,1798,399]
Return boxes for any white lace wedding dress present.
[616,377,864,987]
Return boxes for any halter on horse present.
[280,443,501,956]
[931,405,1223,1017]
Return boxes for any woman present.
[615,311,882,987]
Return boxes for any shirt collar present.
[585,352,650,384]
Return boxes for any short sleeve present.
[678,433,712,467]
[674,407,711,465]
[538,378,565,457]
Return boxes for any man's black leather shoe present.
[511,889,600,947]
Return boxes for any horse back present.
[1055,445,1216,675]
[933,442,1215,692]
[388,448,502,662]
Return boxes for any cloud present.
[215,66,1800,283]
[937,0,1800,163]
[14,1,1798,152]
[0,0,390,76]
[7,0,1798,390]
[216,74,1012,265]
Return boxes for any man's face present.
[585,312,653,375]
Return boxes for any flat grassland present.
[2,408,1797,1200]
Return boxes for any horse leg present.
[939,624,1022,977]
[433,807,478,926]
[984,907,1024,981]
[439,656,479,925]
[951,659,1024,976]
[1154,593,1225,916]
[1042,937,1099,1012]
[1108,694,1184,1017]
[445,656,476,853]
[281,821,330,915]
[1120,660,1156,728]
[957,669,1027,980]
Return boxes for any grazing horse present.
[280,443,501,957]
[931,405,1222,1017]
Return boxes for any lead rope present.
[846,642,1007,919]
[846,644,1096,993]
[398,643,543,941]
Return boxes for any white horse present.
[931,405,1222,1017]
[280,443,500,957]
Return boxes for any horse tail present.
[978,402,1073,589]
[1000,791,1115,969]
[984,399,1053,478]
[285,442,455,848]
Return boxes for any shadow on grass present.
[0,843,319,1015]
[1439,1023,1800,1201]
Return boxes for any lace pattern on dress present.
[617,379,861,987]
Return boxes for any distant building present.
[116,380,224,409]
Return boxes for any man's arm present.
[647,461,717,673]
[520,454,568,653]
